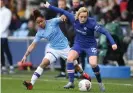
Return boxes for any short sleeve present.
[51,18,62,24]
[33,33,41,43]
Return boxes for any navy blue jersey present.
[49,6,116,48]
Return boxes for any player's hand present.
[40,2,50,8]
[112,44,117,50]
[21,56,27,63]
[60,15,67,21]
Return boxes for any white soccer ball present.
[78,79,92,92]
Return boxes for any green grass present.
[1,70,133,93]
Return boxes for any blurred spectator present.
[93,0,112,21]
[82,0,97,17]
[120,0,128,21]
[127,32,133,60]
[93,0,102,21]
[127,0,133,22]
[2,0,17,12]
[120,0,127,13]
[9,12,21,35]
[28,20,36,36]
[112,0,121,21]
[40,0,57,20]
[120,9,128,21]
[70,0,83,14]
[13,23,29,38]
[0,0,14,74]
[48,0,58,6]
[17,0,27,19]
[83,0,97,7]
[99,10,126,66]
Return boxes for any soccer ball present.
[78,79,92,92]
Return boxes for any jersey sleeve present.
[49,5,75,24]
[33,33,41,43]
[51,17,62,24]
[93,20,116,45]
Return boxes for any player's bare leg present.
[23,58,50,90]
[89,56,105,92]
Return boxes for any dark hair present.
[33,9,44,21]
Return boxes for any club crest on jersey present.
[91,48,97,53]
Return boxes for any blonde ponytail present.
[75,7,89,20]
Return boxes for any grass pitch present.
[1,70,133,93]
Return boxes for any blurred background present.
[1,0,133,78]
[1,0,133,93]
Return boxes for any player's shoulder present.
[87,17,97,26]
[49,18,60,22]
[88,17,96,23]
[46,19,52,23]
[36,28,43,35]
[46,18,60,25]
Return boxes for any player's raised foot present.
[23,81,33,90]
[98,83,105,92]
[81,72,91,81]
[64,82,75,89]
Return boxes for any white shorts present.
[44,44,78,65]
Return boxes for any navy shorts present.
[71,44,97,57]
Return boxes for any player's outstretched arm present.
[21,42,37,63]
[93,20,117,50]
[41,2,75,23]
[96,27,117,50]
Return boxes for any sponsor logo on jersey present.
[76,29,87,35]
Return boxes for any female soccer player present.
[42,2,118,92]
[21,10,90,90]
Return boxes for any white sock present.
[61,72,66,75]
[9,66,14,70]
[2,66,7,71]
[31,66,43,85]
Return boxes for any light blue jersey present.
[33,18,69,49]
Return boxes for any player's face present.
[58,1,66,9]
[72,0,80,8]
[36,17,45,28]
[78,12,88,24]
[0,0,4,8]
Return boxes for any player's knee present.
[39,58,50,68]
[67,56,75,62]
[44,53,57,64]
[67,58,74,62]
[89,62,97,68]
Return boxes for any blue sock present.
[92,65,102,83]
[67,62,74,83]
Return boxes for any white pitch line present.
[1,77,133,87]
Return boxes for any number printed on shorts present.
[91,48,97,53]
